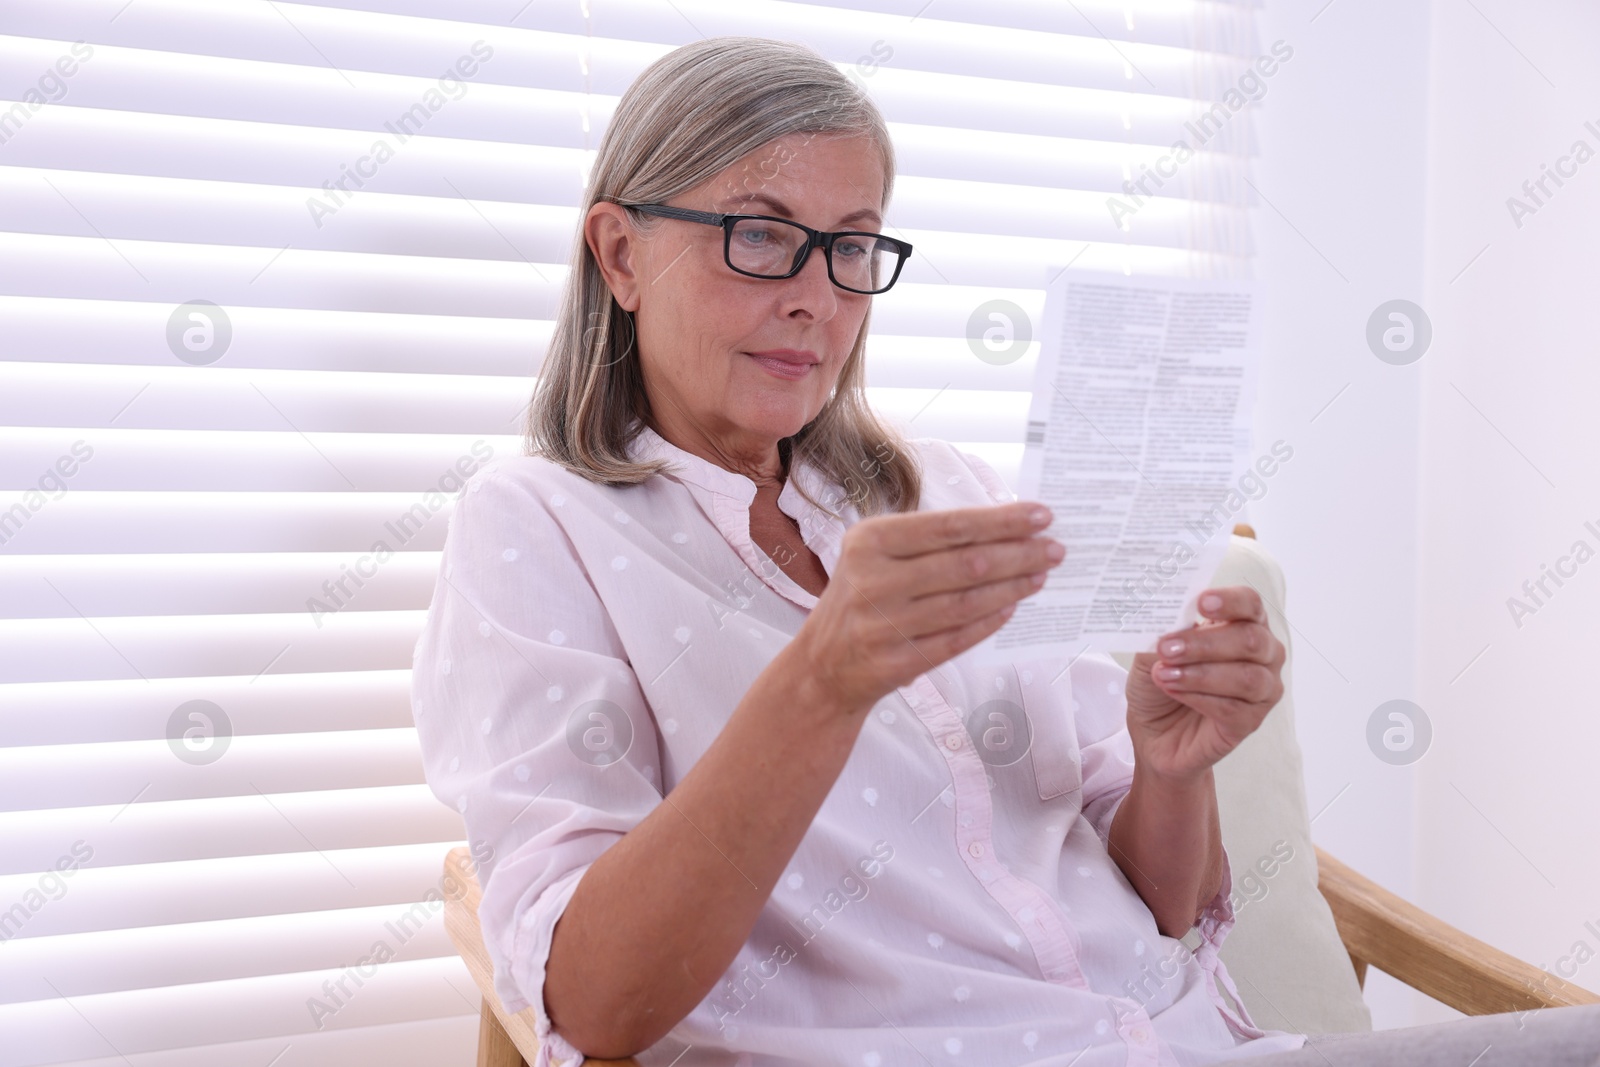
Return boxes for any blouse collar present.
[625,421,763,503]
[624,421,857,607]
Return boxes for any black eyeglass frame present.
[619,202,913,295]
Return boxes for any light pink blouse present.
[411,422,1308,1067]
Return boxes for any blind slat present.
[0,297,547,376]
[0,233,569,317]
[0,609,427,685]
[0,553,442,619]
[0,428,510,492]
[59,1013,479,1067]
[0,955,476,1067]
[2,902,458,1003]
[0,729,426,811]
[0,363,534,433]
[0,841,458,938]
[0,492,457,554]
[0,670,416,748]
[0,783,460,874]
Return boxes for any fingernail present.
[1156,665,1183,681]
[1045,540,1065,562]
[1200,593,1223,613]
[1160,638,1184,658]
[1031,571,1047,587]
[1029,507,1051,527]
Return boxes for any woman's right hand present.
[790,501,1064,714]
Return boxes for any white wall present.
[1254,0,1600,1030]
[1250,0,1433,1029]
[1416,0,1600,1026]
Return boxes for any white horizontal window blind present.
[0,1,1257,1063]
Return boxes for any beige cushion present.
[1112,534,1372,1034]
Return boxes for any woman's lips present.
[744,353,816,381]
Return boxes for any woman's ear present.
[586,202,644,313]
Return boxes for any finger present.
[920,599,1020,663]
[901,570,1045,639]
[1191,586,1266,625]
[869,501,1053,559]
[1146,688,1270,746]
[1154,619,1279,668]
[1150,659,1281,706]
[902,534,1063,598]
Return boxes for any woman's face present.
[588,132,888,468]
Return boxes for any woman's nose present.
[782,242,841,316]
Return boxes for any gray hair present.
[523,35,922,519]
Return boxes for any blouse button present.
[944,734,962,750]
[968,842,984,858]
[1130,1025,1151,1044]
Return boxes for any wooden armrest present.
[1315,845,1600,1016]
[443,846,640,1067]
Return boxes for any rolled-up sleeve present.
[1192,843,1269,1035]
[411,463,662,1063]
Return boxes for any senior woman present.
[412,36,1598,1067]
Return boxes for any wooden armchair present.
[443,524,1597,1066]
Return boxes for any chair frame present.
[444,525,1599,1066]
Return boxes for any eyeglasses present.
[619,202,913,295]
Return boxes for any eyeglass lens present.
[728,218,898,292]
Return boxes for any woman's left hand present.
[1124,586,1285,781]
